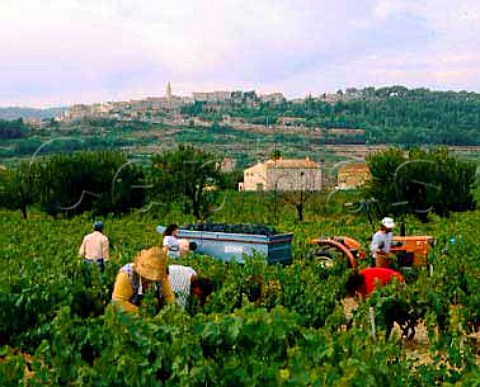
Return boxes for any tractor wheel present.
[306,246,350,268]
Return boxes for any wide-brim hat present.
[381,217,395,229]
[134,246,168,281]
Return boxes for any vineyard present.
[3,206,480,386]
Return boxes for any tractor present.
[307,199,435,270]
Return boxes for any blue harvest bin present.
[156,225,293,265]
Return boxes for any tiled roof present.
[265,158,320,169]
[244,158,320,172]
[244,162,267,173]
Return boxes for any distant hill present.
[0,107,67,120]
[182,86,480,146]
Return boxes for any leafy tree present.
[36,151,146,217]
[0,118,30,139]
[149,145,224,220]
[0,161,37,219]
[47,117,60,128]
[218,169,243,191]
[269,149,282,160]
[365,147,477,222]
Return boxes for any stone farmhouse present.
[239,157,322,192]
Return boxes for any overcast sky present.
[2,0,480,107]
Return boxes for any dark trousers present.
[84,258,105,272]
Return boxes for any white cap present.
[381,217,395,229]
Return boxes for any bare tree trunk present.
[21,203,28,219]
[193,188,202,220]
[193,198,201,220]
[296,203,303,222]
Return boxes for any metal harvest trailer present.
[156,226,293,265]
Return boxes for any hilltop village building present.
[61,86,289,122]
[62,82,192,121]
[239,158,322,192]
[60,84,367,123]
[192,91,232,103]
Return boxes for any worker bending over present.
[169,264,214,309]
[345,267,405,299]
[112,246,175,313]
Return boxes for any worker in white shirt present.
[163,224,191,258]
[79,221,109,272]
[370,217,395,267]
[168,264,214,310]
[163,224,181,258]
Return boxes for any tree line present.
[0,146,476,223]
[0,118,31,139]
[0,146,238,220]
[365,146,477,222]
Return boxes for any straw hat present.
[134,246,168,281]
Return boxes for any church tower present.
[165,82,172,100]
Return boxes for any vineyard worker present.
[163,224,190,258]
[345,267,405,299]
[370,217,395,267]
[163,224,181,258]
[168,264,214,309]
[78,221,109,272]
[111,246,175,313]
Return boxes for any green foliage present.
[13,136,134,156]
[366,147,477,221]
[217,169,243,191]
[0,118,30,139]
[0,151,146,218]
[150,145,225,220]
[35,151,146,217]
[6,86,480,168]
[270,148,282,160]
[0,161,37,218]
[179,86,480,146]
[3,185,480,384]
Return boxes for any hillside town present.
[58,82,362,123]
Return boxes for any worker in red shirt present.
[345,267,405,299]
